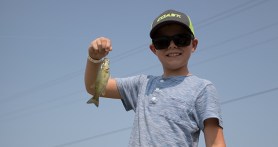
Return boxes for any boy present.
[85,9,226,147]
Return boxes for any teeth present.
[167,53,180,57]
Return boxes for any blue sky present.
[1,0,278,146]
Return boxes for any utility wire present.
[2,27,278,121]
[53,86,278,147]
[54,127,132,147]
[0,90,84,120]
[221,87,278,104]
[196,0,270,29]
[198,21,278,54]
[1,0,268,104]
[2,1,276,142]
[0,44,148,104]
[110,43,149,62]
[195,0,255,26]
[128,33,278,75]
[0,70,82,103]
[1,1,276,147]
[192,35,278,66]
[52,33,278,146]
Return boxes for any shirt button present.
[151,97,157,104]
[155,88,160,91]
[160,80,164,83]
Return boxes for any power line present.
[2,29,278,120]
[53,86,278,147]
[198,21,278,54]
[1,0,268,104]
[0,44,148,105]
[110,43,149,62]
[0,43,149,107]
[0,90,84,120]
[130,33,278,75]
[192,35,278,66]
[1,27,278,121]
[1,1,276,147]
[3,37,277,145]
[123,21,278,75]
[195,0,255,26]
[221,87,278,104]
[1,1,276,142]
[0,70,83,104]
[196,0,270,29]
[54,127,132,147]
[113,15,277,75]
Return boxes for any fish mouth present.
[166,52,182,57]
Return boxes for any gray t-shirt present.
[116,75,223,147]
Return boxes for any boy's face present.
[150,23,198,75]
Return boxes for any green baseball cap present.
[150,10,195,39]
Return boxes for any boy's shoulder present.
[187,75,214,89]
[189,75,212,84]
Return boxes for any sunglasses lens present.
[152,34,193,50]
[152,37,170,50]
[173,34,192,47]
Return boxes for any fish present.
[87,58,110,107]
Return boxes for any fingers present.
[89,37,112,59]
[91,37,112,51]
[98,37,112,51]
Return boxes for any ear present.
[149,44,157,55]
[191,38,198,53]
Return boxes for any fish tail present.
[87,95,99,107]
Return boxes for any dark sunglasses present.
[152,34,194,50]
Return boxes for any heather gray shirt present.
[116,75,223,147]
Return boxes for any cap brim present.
[150,21,193,39]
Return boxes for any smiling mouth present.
[166,53,182,57]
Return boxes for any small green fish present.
[87,58,110,107]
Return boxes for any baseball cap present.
[150,10,195,39]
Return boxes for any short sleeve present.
[194,84,223,131]
[115,75,143,111]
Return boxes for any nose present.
[168,40,177,49]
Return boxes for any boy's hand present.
[88,37,112,60]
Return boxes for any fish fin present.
[101,90,106,96]
[87,95,99,107]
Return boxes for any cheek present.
[182,49,193,61]
[155,52,168,63]
[156,53,165,61]
[154,50,164,57]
